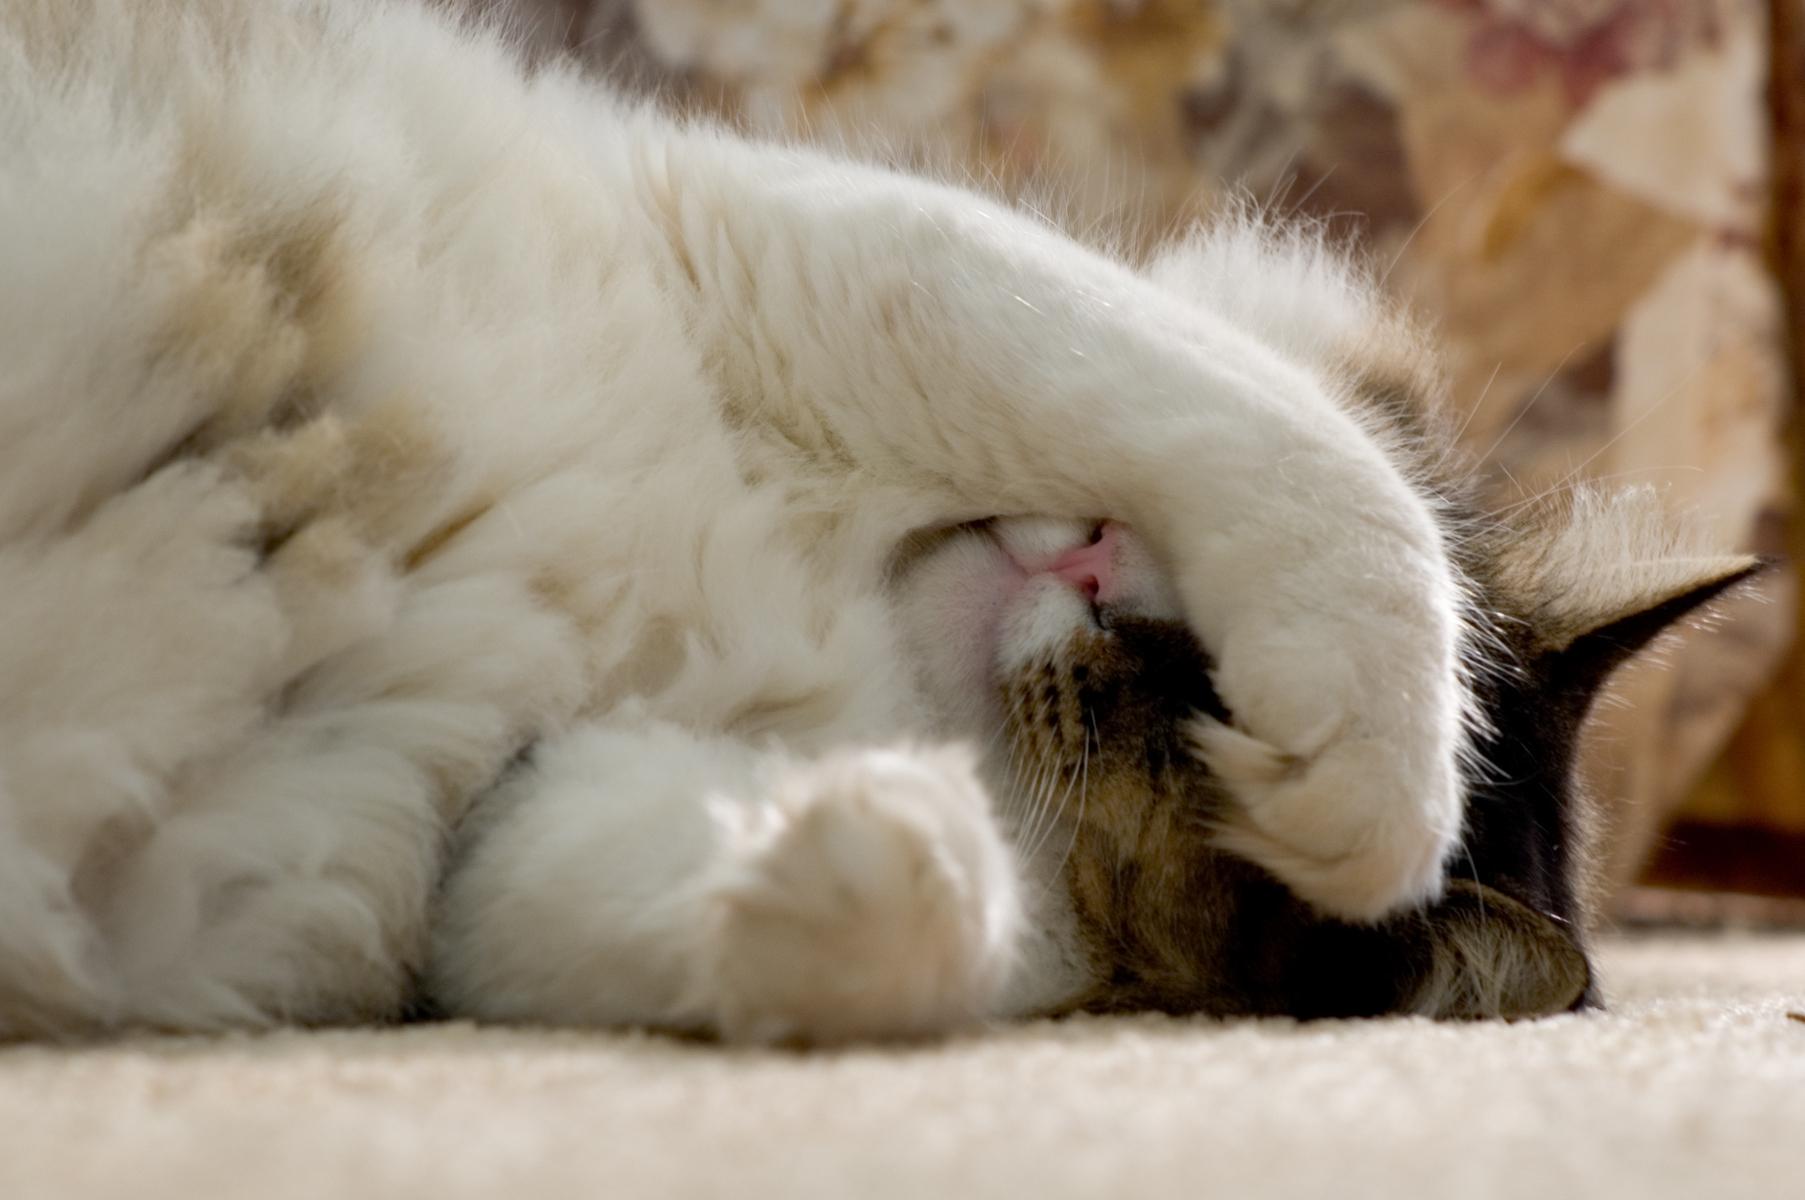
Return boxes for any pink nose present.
[1046,523,1119,603]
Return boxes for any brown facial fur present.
[999,614,1254,1015]
[995,605,1599,1021]
[984,322,1758,1022]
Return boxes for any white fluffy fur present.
[0,0,1474,1040]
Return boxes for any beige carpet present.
[3,935,1802,1200]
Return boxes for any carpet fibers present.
[3,935,1802,1199]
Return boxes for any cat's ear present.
[1497,486,1767,688]
[1412,881,1592,1019]
[1542,555,1768,695]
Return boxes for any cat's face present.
[893,504,1759,1020]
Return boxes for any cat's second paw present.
[701,747,1020,1044]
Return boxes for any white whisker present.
[1040,720,1091,906]
[1471,341,1586,473]
[1380,170,1481,289]
[1431,359,1503,474]
[1489,360,1708,521]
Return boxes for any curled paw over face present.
[700,747,1021,1045]
[1190,713,1462,923]
[1186,619,1466,923]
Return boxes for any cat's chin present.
[893,517,1163,742]
[891,525,1031,739]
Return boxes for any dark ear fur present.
[1406,882,1591,1020]
[1546,557,1771,700]
[1431,554,1771,1021]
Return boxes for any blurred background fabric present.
[476,0,1805,907]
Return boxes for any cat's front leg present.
[428,724,1021,1043]
[660,155,1466,921]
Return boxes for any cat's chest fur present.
[80,33,934,772]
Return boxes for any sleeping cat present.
[0,0,1756,1042]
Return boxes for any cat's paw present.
[1191,713,1461,921]
[1181,568,1467,923]
[701,747,1020,1044]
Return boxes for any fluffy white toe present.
[701,747,1021,1044]
[1190,714,1462,922]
